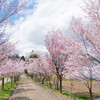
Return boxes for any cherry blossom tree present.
[65,53,100,100]
[25,51,53,88]
[70,0,100,64]
[69,0,100,99]
[26,52,52,83]
[0,52,25,89]
[0,0,26,24]
[0,0,27,90]
[0,43,15,90]
[45,29,78,93]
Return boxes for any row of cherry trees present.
[25,52,53,85]
[26,0,100,100]
[0,0,27,90]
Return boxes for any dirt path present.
[9,74,71,100]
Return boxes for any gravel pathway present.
[8,74,71,100]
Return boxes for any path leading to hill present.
[8,74,71,100]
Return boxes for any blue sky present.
[6,0,84,56]
[9,1,36,22]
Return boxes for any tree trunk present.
[2,77,4,90]
[31,75,33,79]
[70,81,72,98]
[10,76,13,87]
[14,77,16,83]
[17,75,19,81]
[60,76,62,93]
[41,77,45,84]
[53,76,56,90]
[56,76,59,90]
[89,89,93,100]
[49,78,52,89]
[89,79,93,100]
[46,78,48,85]
[72,81,75,100]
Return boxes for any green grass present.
[62,77,80,82]
[62,77,71,81]
[0,78,2,81]
[42,82,53,89]
[5,76,10,78]
[0,76,10,81]
[0,76,20,100]
[41,81,94,100]
[54,90,91,100]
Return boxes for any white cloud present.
[6,0,84,56]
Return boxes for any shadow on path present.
[13,88,35,94]
[9,97,30,100]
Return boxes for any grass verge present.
[0,77,10,81]
[41,82,94,100]
[54,90,92,100]
[0,76,20,100]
